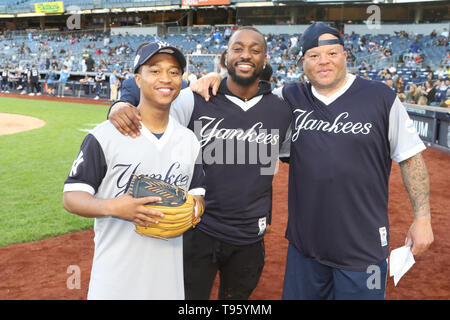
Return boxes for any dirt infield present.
[0,93,449,300]
[0,147,448,300]
[0,113,46,135]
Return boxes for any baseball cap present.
[133,41,186,74]
[300,22,344,56]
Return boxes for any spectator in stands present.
[94,67,106,100]
[195,41,202,54]
[441,28,449,39]
[116,68,127,96]
[414,54,425,65]
[347,50,356,63]
[406,84,421,104]
[410,39,421,54]
[224,27,232,41]
[420,80,437,105]
[204,33,212,46]
[109,70,119,102]
[405,56,416,68]
[80,58,87,73]
[430,29,437,38]
[434,78,447,104]
[273,55,282,65]
[377,68,390,80]
[279,41,288,53]
[417,95,428,106]
[276,65,286,77]
[435,66,446,78]
[57,65,70,98]
[395,76,405,94]
[126,67,134,79]
[388,64,396,74]
[289,35,299,55]
[213,29,222,45]
[442,78,449,92]
[86,54,95,72]
[382,47,392,58]
[50,58,59,70]
[286,67,296,79]
[439,100,449,108]
[63,57,73,71]
[276,76,285,88]
[187,72,198,85]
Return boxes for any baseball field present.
[0,94,449,300]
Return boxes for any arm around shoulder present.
[108,101,142,137]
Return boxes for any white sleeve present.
[389,96,426,163]
[170,87,195,127]
[279,124,292,158]
[272,87,290,157]
[272,87,284,100]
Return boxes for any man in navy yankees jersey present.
[190,22,434,300]
[107,28,292,300]
[277,22,433,300]
[63,42,205,299]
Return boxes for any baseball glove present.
[127,174,204,240]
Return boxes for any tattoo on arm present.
[399,153,430,218]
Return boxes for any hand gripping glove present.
[127,174,204,240]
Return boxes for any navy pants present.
[282,244,387,300]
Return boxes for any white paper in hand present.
[389,244,415,286]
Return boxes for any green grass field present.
[0,97,109,247]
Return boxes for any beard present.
[227,61,264,86]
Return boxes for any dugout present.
[404,103,450,153]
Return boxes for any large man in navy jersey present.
[190,22,434,300]
[107,29,292,300]
[277,23,434,300]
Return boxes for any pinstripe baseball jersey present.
[277,74,425,271]
[63,116,205,299]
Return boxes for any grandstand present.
[0,0,448,105]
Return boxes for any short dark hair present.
[231,26,267,53]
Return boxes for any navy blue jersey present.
[29,68,39,82]
[280,75,425,271]
[171,80,292,245]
